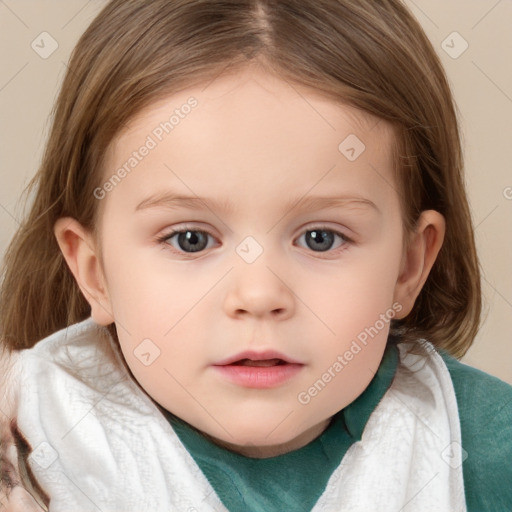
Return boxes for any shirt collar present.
[341,340,399,441]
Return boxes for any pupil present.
[307,230,334,252]
[174,230,335,253]
[178,231,207,252]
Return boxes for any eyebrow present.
[135,191,379,215]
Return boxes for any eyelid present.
[295,222,352,239]
[294,224,352,253]
[155,225,219,259]
[157,222,353,257]
[157,223,351,241]
[157,224,219,245]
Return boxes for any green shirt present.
[162,342,512,511]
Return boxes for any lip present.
[212,350,304,389]
[212,363,303,389]
[213,349,303,366]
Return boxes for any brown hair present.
[0,0,480,358]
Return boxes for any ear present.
[393,210,445,319]
[53,217,114,326]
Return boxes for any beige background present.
[1,1,511,383]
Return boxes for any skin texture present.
[54,65,445,459]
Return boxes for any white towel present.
[4,318,466,511]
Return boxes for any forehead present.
[116,65,389,144]
[100,66,398,216]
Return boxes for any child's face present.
[85,66,415,457]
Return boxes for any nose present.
[223,258,295,320]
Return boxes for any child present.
[0,0,511,510]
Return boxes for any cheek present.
[304,284,396,415]
[112,285,210,412]
[302,239,403,400]
[315,251,402,338]
[101,243,181,327]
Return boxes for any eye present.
[158,227,217,254]
[295,227,350,253]
[157,225,351,256]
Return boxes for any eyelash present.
[156,224,353,258]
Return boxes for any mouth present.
[212,352,304,388]
[230,358,288,367]
[213,349,303,367]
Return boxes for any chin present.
[202,421,313,456]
